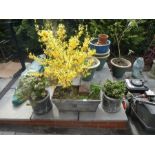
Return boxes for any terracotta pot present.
[98,34,109,44]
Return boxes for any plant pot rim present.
[96,53,110,59]
[90,38,111,47]
[95,49,110,56]
[98,34,109,38]
[30,90,50,103]
[87,57,100,69]
[111,57,132,68]
[53,98,101,102]
[103,92,121,101]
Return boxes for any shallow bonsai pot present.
[31,91,52,115]
[111,58,132,78]
[82,57,100,81]
[95,53,110,71]
[89,38,111,54]
[102,92,121,113]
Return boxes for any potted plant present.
[102,80,126,113]
[52,84,101,112]
[110,20,138,78]
[82,56,100,81]
[15,74,52,115]
[29,22,99,111]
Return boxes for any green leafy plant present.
[14,19,42,54]
[89,84,101,99]
[103,80,126,99]
[109,20,138,58]
[16,74,50,104]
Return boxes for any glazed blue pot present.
[89,38,111,54]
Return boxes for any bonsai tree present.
[109,20,139,78]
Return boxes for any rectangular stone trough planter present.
[52,91,102,112]
[53,99,101,112]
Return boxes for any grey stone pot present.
[102,92,121,113]
[53,99,100,112]
[53,90,102,112]
[31,91,52,115]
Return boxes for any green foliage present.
[13,19,42,54]
[87,19,155,56]
[1,19,155,57]
[89,84,101,98]
[103,80,126,99]
[16,74,49,102]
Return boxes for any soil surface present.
[112,58,129,67]
[53,86,100,100]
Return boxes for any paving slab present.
[10,78,20,89]
[143,72,155,92]
[0,89,33,120]
[79,104,128,121]
[31,103,78,120]
[0,78,12,92]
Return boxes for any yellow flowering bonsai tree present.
[29,23,96,88]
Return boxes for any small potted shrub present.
[15,74,52,115]
[110,20,138,78]
[102,80,126,113]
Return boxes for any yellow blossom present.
[29,23,95,88]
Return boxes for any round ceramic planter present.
[111,58,132,78]
[89,38,111,54]
[82,57,100,81]
[95,53,110,71]
[102,92,121,113]
[94,49,110,58]
[31,91,52,115]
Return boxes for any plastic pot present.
[89,38,111,54]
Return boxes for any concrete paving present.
[79,104,127,121]
[0,89,33,120]
[0,78,11,92]
[0,63,129,134]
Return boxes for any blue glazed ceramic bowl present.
[89,38,111,54]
